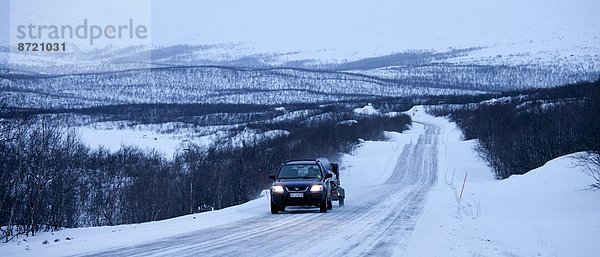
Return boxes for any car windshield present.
[278,164,322,179]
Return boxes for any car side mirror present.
[325,173,333,179]
[268,174,276,180]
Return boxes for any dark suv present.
[269,160,333,214]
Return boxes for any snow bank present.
[404,106,600,257]
[0,194,269,257]
[336,120,358,126]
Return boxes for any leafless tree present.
[574,152,600,190]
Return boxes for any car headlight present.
[272,185,284,193]
[310,185,324,192]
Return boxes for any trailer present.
[330,162,345,206]
[316,157,346,207]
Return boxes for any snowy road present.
[76,122,440,257]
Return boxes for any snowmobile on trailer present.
[330,162,345,206]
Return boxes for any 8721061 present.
[17,43,66,52]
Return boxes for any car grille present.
[286,186,308,192]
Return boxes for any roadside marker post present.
[459,172,468,201]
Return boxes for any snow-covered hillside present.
[149,0,600,63]
[5,0,600,65]
[2,0,599,105]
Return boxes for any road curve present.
[76,121,441,257]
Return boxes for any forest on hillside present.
[428,80,600,181]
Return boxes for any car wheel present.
[339,197,345,207]
[320,201,328,213]
[270,203,279,214]
[327,199,333,210]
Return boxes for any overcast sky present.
[4,0,599,59]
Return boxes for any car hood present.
[275,179,321,187]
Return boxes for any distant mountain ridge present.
[2,0,599,108]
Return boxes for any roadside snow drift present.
[405,106,600,257]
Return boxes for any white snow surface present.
[353,103,379,115]
[1,106,598,256]
[77,127,212,158]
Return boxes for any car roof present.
[284,160,319,165]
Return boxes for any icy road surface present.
[74,122,440,257]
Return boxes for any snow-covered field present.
[1,107,598,256]
[77,127,207,158]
